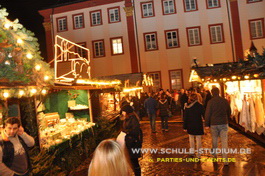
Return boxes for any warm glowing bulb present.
[44,76,49,81]
[17,38,23,44]
[26,53,33,59]
[19,90,25,96]
[231,76,237,80]
[31,89,37,94]
[41,89,47,94]
[254,74,259,78]
[4,23,11,29]
[3,92,9,98]
[35,65,41,71]
[214,79,217,82]
[244,75,250,79]
[202,79,205,81]
[223,78,227,81]
[5,60,10,65]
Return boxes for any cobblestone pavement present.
[70,117,265,176]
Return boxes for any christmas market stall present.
[95,72,153,118]
[0,8,121,175]
[189,48,265,145]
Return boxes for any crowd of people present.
[0,87,231,176]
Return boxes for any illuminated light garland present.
[76,79,121,86]
[254,74,259,78]
[123,87,143,93]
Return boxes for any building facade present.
[39,0,265,91]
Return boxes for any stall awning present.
[190,56,265,82]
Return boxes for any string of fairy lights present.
[0,7,54,99]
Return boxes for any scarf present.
[184,100,198,109]
[159,99,167,104]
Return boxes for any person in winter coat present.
[157,94,170,131]
[122,105,143,176]
[183,93,204,158]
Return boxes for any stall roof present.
[96,72,144,86]
[191,54,265,81]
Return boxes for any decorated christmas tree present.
[0,7,53,99]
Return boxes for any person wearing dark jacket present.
[183,93,204,158]
[179,89,188,121]
[0,117,35,176]
[157,94,170,131]
[144,92,158,133]
[205,87,231,166]
[122,105,143,176]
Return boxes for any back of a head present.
[88,139,130,176]
[211,87,220,96]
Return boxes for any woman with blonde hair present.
[183,93,205,158]
[88,139,131,176]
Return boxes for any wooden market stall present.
[189,49,265,146]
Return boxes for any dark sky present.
[0,0,74,60]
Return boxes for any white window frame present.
[166,30,179,48]
[93,40,105,57]
[184,0,197,11]
[163,0,175,14]
[109,8,120,23]
[210,25,224,43]
[247,0,262,3]
[91,11,101,26]
[207,0,219,8]
[169,70,183,90]
[73,14,84,29]
[250,19,264,39]
[142,2,154,17]
[187,27,201,46]
[144,33,158,51]
[58,18,67,32]
[111,38,123,55]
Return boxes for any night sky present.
[0,0,77,60]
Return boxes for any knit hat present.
[121,105,134,114]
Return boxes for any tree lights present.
[0,7,54,99]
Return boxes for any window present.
[57,17,67,32]
[108,7,120,23]
[247,0,262,3]
[249,18,264,39]
[141,2,154,18]
[165,29,179,48]
[73,13,84,29]
[162,0,176,15]
[76,42,88,58]
[187,27,202,46]
[110,37,124,55]
[148,72,161,92]
[92,40,105,58]
[209,24,224,44]
[184,0,197,12]
[90,10,102,26]
[169,69,183,90]
[206,0,220,9]
[144,32,158,51]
